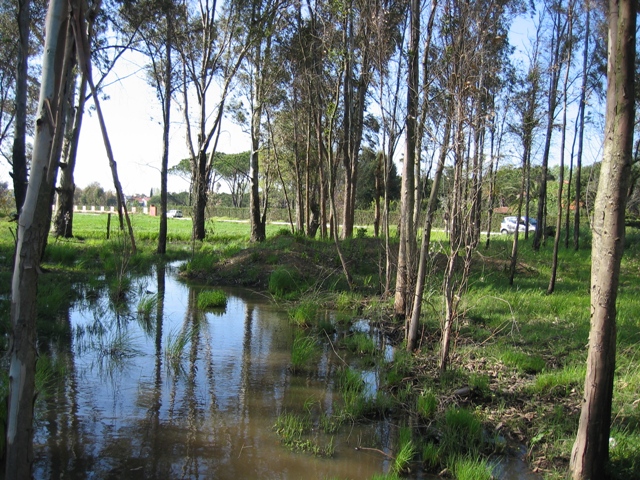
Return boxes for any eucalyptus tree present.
[508,27,543,285]
[119,0,182,253]
[532,0,570,251]
[570,0,635,477]
[0,0,46,212]
[6,0,77,474]
[338,0,405,239]
[53,0,108,238]
[432,0,518,368]
[364,0,407,295]
[393,0,420,318]
[548,0,577,294]
[177,0,253,241]
[234,0,289,242]
[7,0,30,213]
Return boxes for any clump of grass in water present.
[342,331,376,356]
[392,426,417,475]
[197,289,227,309]
[165,326,195,374]
[273,412,334,457]
[288,301,318,327]
[336,367,369,419]
[137,293,158,316]
[291,334,319,372]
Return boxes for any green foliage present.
[448,455,493,480]
[197,289,228,309]
[290,334,319,371]
[416,390,438,419]
[342,331,376,356]
[529,365,585,396]
[440,407,483,456]
[268,267,300,298]
[273,412,334,457]
[288,301,318,327]
[501,350,546,374]
[392,426,417,475]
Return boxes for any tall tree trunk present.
[394,0,419,318]
[54,70,88,238]
[6,0,70,476]
[406,117,449,351]
[509,146,530,286]
[72,0,136,253]
[573,0,590,251]
[157,14,173,255]
[548,1,574,294]
[10,0,30,214]
[570,0,635,477]
[533,5,564,250]
[249,114,266,242]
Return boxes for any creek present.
[31,262,539,479]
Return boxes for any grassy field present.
[0,213,638,478]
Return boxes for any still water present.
[32,263,395,479]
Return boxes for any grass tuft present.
[197,289,228,309]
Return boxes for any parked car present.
[167,209,183,218]
[500,216,536,234]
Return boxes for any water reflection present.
[33,264,391,479]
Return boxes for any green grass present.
[197,289,228,309]
[501,350,546,374]
[288,301,318,327]
[290,334,319,371]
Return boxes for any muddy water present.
[32,264,397,479]
[32,263,540,480]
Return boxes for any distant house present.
[131,195,151,207]
[493,206,510,214]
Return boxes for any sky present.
[0,50,251,197]
[0,9,605,198]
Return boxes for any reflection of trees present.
[145,263,165,477]
[37,307,89,477]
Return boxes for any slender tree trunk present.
[573,1,590,251]
[406,117,449,351]
[10,0,30,214]
[72,2,136,253]
[394,0,419,318]
[54,70,88,238]
[570,1,635,477]
[548,2,574,294]
[534,6,564,250]
[509,146,529,286]
[157,15,173,255]
[6,0,69,476]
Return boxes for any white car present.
[167,209,183,218]
[500,216,536,234]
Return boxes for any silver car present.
[500,216,536,234]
